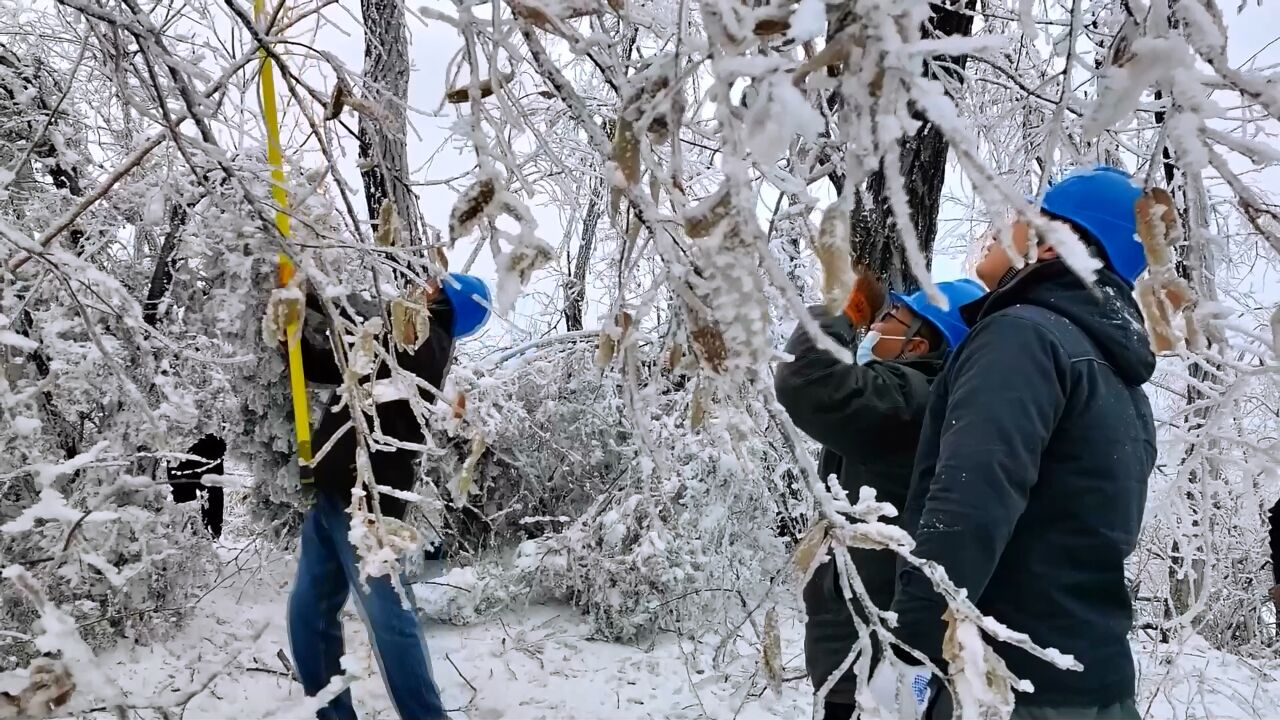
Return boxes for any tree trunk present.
[831,2,977,292]
[1167,185,1218,630]
[1154,92,1222,635]
[849,123,954,293]
[564,176,604,332]
[359,0,427,248]
[142,203,190,327]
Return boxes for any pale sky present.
[278,0,1279,346]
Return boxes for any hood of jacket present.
[960,260,1156,386]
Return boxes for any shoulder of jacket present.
[966,305,1079,359]
[974,305,1057,336]
[870,359,935,404]
[1005,304,1099,355]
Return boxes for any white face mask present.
[855,330,908,365]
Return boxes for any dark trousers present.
[1269,497,1280,585]
[168,434,226,539]
[822,702,855,720]
[927,687,1138,720]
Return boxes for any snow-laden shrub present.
[414,565,517,626]
[0,283,218,670]
[1129,351,1279,656]
[423,340,806,640]
[168,161,356,539]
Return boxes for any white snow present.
[787,0,825,44]
[0,329,38,351]
[1,487,119,533]
[742,76,823,166]
[10,416,41,436]
[59,541,1280,719]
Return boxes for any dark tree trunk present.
[564,177,604,332]
[849,123,954,293]
[142,203,190,327]
[358,0,426,247]
[1149,80,1226,636]
[829,2,977,293]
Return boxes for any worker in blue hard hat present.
[861,279,987,366]
[891,165,1158,719]
[979,164,1149,289]
[287,271,491,720]
[774,274,984,720]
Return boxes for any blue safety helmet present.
[1039,165,1146,286]
[888,278,986,352]
[441,273,491,339]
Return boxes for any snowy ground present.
[82,537,1279,719]
[91,537,813,720]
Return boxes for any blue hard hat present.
[1039,165,1146,285]
[441,273,491,339]
[889,278,986,352]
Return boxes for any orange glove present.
[841,271,886,330]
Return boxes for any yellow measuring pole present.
[255,0,314,483]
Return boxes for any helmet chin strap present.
[892,316,926,361]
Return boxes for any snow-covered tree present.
[0,0,1276,715]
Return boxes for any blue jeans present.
[288,492,446,720]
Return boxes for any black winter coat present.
[892,261,1156,708]
[774,307,943,704]
[1269,498,1280,586]
[299,291,455,520]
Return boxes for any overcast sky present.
[279,0,1279,345]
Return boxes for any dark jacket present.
[300,291,455,520]
[774,307,943,703]
[1269,498,1280,586]
[168,434,227,481]
[168,433,227,538]
[892,261,1156,708]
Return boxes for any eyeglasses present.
[877,305,912,328]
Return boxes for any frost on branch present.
[1134,188,1196,354]
[448,177,497,243]
[0,0,1275,709]
[2,565,117,708]
[0,656,75,719]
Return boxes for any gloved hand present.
[866,660,931,720]
[841,269,887,330]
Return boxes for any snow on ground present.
[83,539,1279,719]
[90,538,811,719]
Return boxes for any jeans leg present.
[325,497,446,720]
[288,501,356,720]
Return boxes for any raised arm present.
[295,291,343,385]
[774,307,931,459]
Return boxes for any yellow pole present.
[255,0,314,483]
